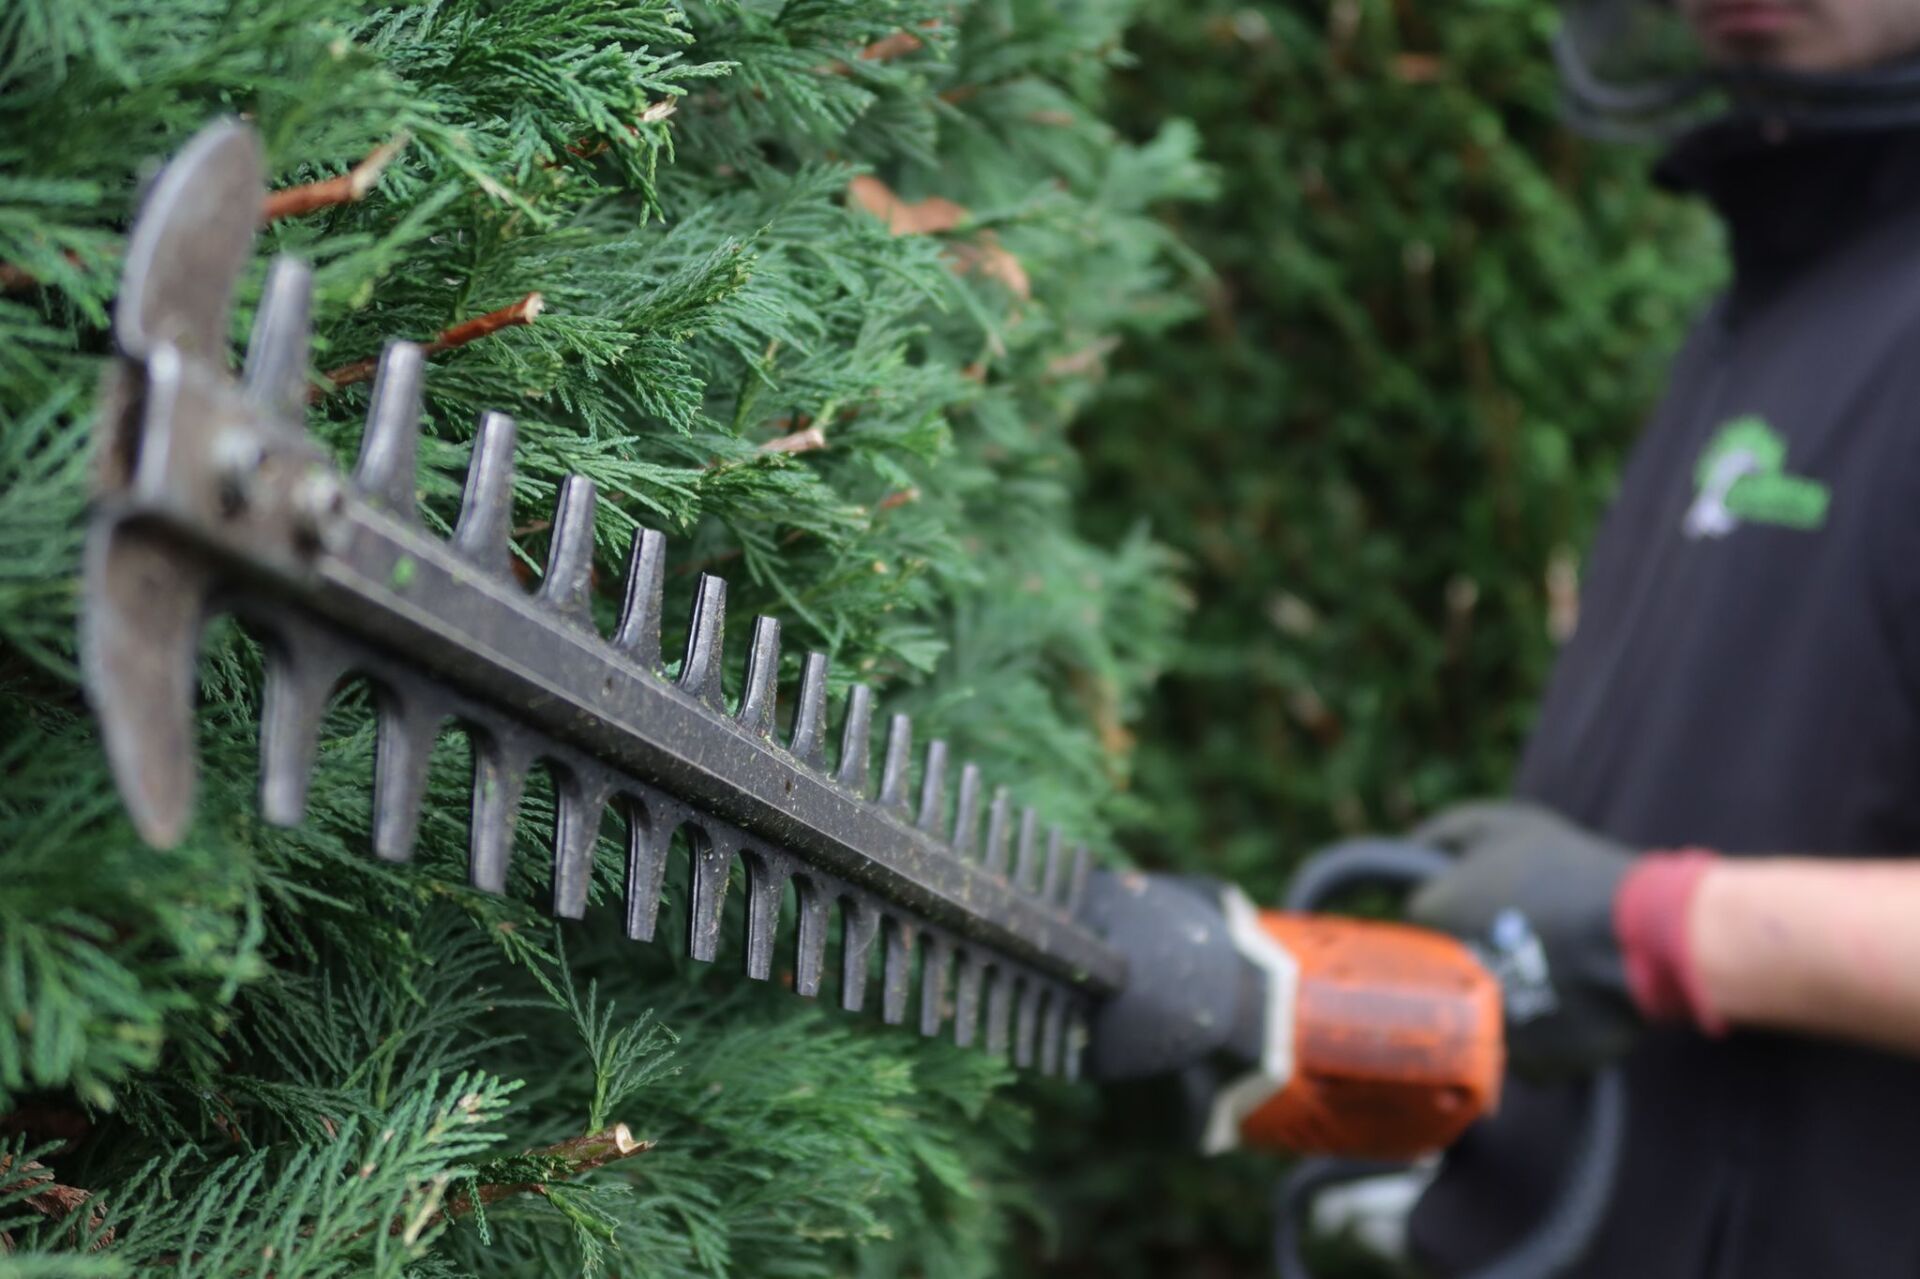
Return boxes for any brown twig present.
[757,425,828,456]
[262,137,409,223]
[407,1124,652,1235]
[11,135,406,290]
[859,30,926,62]
[0,1156,111,1248]
[820,23,937,75]
[0,248,89,295]
[547,101,679,168]
[313,292,545,399]
[1045,336,1121,380]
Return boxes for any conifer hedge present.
[1047,1,1719,1272]
[0,2,1201,1273]
[1089,0,1720,900]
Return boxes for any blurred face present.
[1679,0,1920,71]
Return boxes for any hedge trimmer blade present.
[82,120,1123,1077]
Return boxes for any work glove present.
[1407,800,1719,1079]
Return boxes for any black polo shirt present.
[1411,122,1920,1278]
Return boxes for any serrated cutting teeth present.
[679,575,727,710]
[953,952,986,1048]
[835,685,874,794]
[80,119,1124,1080]
[881,916,915,1025]
[840,902,880,1014]
[468,730,531,895]
[243,258,312,423]
[788,652,830,768]
[1040,828,1067,907]
[737,616,780,737]
[256,625,347,827]
[1012,807,1042,893]
[371,689,440,862]
[538,477,598,627]
[687,828,734,964]
[916,740,948,834]
[453,411,518,577]
[352,343,426,517]
[984,787,1014,877]
[551,768,614,920]
[919,936,953,1038]
[793,878,831,997]
[614,528,667,668]
[623,800,679,944]
[951,763,982,857]
[878,713,913,813]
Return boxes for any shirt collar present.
[1656,118,1920,309]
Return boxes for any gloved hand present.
[1407,800,1645,1079]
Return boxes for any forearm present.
[1690,859,1920,1055]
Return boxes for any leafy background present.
[0,0,1714,1275]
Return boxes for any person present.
[1398,1,1920,1275]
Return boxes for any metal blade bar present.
[79,121,1122,1077]
[104,419,1120,992]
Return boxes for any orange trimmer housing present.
[1239,912,1505,1160]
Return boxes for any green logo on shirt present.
[1684,417,1829,539]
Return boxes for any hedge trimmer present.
[80,122,1620,1277]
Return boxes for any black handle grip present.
[1282,837,1457,911]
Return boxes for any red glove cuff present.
[1613,849,1726,1036]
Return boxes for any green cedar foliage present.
[0,1,1200,1273]
[1049,0,1720,1273]
[1089,0,1721,899]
